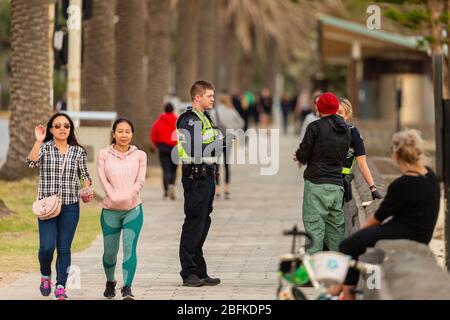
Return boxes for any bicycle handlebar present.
[283,225,314,250]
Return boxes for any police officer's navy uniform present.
[176,106,224,282]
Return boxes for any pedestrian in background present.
[210,93,244,200]
[151,103,178,200]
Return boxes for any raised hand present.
[35,125,46,142]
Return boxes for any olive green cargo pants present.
[302,180,345,255]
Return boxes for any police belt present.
[182,157,218,165]
[182,163,216,178]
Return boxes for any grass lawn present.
[0,177,102,273]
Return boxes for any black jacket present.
[296,114,351,186]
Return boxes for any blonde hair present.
[339,98,353,121]
[219,94,233,108]
[391,129,425,166]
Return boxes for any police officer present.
[177,80,232,287]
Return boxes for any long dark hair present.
[44,113,83,148]
[111,118,135,144]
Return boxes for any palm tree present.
[0,0,54,180]
[115,0,147,150]
[222,0,317,92]
[197,0,216,83]
[175,0,198,101]
[146,0,173,130]
[81,0,116,119]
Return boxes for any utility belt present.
[182,163,216,179]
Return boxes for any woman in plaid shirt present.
[26,113,93,300]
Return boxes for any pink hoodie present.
[97,144,147,211]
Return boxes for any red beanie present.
[316,92,339,115]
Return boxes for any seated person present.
[335,129,441,300]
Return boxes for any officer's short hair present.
[191,80,215,101]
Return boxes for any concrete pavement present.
[0,132,315,300]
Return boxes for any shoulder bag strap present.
[58,147,69,196]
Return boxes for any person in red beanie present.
[151,103,178,200]
[293,92,351,254]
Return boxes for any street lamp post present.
[67,0,82,127]
[434,54,450,271]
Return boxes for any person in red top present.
[151,103,178,200]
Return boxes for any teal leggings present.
[101,204,143,287]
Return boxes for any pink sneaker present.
[54,286,68,300]
[40,277,52,296]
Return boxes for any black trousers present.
[159,149,178,192]
[179,175,215,279]
[339,222,429,285]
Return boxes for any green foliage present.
[0,0,10,48]
[384,7,428,29]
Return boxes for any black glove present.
[371,189,383,200]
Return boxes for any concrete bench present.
[359,239,450,300]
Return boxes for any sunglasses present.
[52,123,71,130]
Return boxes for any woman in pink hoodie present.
[97,118,147,300]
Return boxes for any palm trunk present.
[197,0,216,83]
[81,0,116,123]
[263,37,278,93]
[0,0,54,180]
[218,20,240,92]
[115,0,147,150]
[175,0,199,101]
[147,0,172,129]
[239,52,254,92]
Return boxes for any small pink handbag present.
[32,151,68,220]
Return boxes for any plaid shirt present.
[26,140,91,205]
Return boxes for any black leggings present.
[159,149,178,192]
[215,146,231,185]
[339,222,429,285]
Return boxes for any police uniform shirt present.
[177,107,224,165]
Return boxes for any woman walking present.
[26,113,93,300]
[97,118,147,300]
[210,94,244,200]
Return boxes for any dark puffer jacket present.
[296,114,351,187]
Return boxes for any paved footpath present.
[0,133,315,300]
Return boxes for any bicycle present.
[276,225,376,300]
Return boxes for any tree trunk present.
[81,0,116,124]
[115,0,147,150]
[217,19,240,93]
[175,0,198,101]
[146,0,172,130]
[239,52,254,92]
[197,0,216,83]
[263,37,278,93]
[0,0,54,181]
